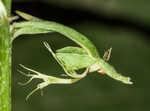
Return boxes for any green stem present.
[0,0,11,111]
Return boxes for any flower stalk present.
[0,0,11,111]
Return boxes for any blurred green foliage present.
[42,0,150,24]
[14,0,150,24]
[12,0,150,111]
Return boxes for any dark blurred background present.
[12,0,150,111]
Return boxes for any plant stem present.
[0,0,11,111]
